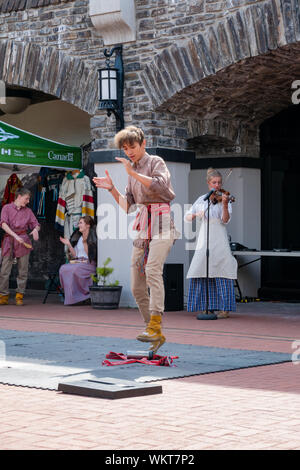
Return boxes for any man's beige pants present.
[131,235,174,325]
[0,254,30,295]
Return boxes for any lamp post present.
[98,45,124,132]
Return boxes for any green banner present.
[0,121,82,170]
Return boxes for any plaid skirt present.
[187,277,236,312]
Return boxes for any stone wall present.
[0,0,74,13]
[0,0,299,156]
[94,0,300,156]
[1,0,299,293]
[0,1,100,60]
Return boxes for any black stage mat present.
[0,330,291,390]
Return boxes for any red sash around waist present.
[133,203,170,239]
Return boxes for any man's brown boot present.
[15,293,24,306]
[0,294,9,305]
[137,314,166,353]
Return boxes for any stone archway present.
[141,0,300,115]
[0,40,98,115]
[0,39,98,290]
[140,0,300,156]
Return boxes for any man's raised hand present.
[93,170,113,190]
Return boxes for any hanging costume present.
[1,173,22,207]
[55,170,95,239]
[33,168,64,222]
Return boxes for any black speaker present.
[163,263,184,311]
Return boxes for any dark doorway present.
[260,105,300,301]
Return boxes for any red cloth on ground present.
[102,351,178,367]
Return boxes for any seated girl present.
[59,215,97,305]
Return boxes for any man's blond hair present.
[114,126,145,149]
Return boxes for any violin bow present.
[224,168,233,183]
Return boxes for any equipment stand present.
[197,198,217,320]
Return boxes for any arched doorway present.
[0,87,92,289]
[260,105,300,301]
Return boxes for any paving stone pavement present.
[0,291,299,450]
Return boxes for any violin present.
[210,188,236,205]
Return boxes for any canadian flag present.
[1,148,11,155]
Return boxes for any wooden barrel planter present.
[89,285,123,309]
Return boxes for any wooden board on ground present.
[58,377,163,399]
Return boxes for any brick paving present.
[0,291,299,450]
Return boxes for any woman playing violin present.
[185,167,237,318]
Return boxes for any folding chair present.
[43,270,64,304]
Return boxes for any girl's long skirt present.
[187,277,236,312]
[59,261,96,305]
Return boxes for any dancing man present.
[93,126,178,352]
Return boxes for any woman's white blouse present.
[185,194,232,223]
[75,236,88,259]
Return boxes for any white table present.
[232,250,300,299]
[232,250,300,269]
[233,250,300,257]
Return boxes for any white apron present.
[187,217,237,279]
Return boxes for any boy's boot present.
[136,314,166,352]
[15,293,23,306]
[148,334,166,353]
[0,294,9,305]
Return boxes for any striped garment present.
[82,194,94,217]
[55,172,94,233]
[55,196,66,231]
[187,277,236,312]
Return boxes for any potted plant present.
[89,257,123,309]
